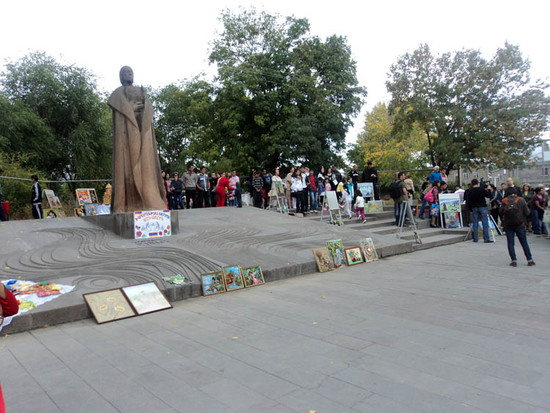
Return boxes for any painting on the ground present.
[121,282,172,315]
[222,265,245,291]
[326,239,346,268]
[85,203,99,216]
[443,211,462,229]
[470,220,497,241]
[360,238,379,262]
[201,271,226,296]
[345,247,365,266]
[241,266,265,287]
[365,200,384,213]
[43,208,60,219]
[312,247,334,273]
[83,288,136,324]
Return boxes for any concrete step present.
[412,232,470,251]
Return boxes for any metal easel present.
[396,201,422,244]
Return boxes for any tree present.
[1,52,112,181]
[153,79,216,172]
[208,8,366,172]
[348,102,427,186]
[386,43,550,174]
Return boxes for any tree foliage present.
[348,102,428,186]
[208,8,366,172]
[1,52,112,180]
[153,79,216,172]
[386,43,550,174]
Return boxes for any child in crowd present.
[341,187,353,219]
[323,178,332,211]
[354,190,366,223]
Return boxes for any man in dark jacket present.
[499,187,535,267]
[362,161,379,200]
[30,175,42,219]
[465,179,492,243]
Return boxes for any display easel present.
[268,189,289,214]
[320,191,342,224]
[464,215,499,241]
[396,201,422,244]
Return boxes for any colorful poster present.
[43,189,57,209]
[365,200,384,213]
[439,193,463,228]
[357,182,374,198]
[85,203,99,216]
[134,210,171,239]
[76,189,92,205]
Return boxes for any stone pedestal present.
[82,211,179,239]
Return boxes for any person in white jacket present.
[341,187,353,219]
[354,190,366,223]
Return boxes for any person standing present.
[488,184,502,226]
[308,169,318,213]
[164,172,174,209]
[30,175,42,219]
[229,170,242,208]
[262,169,272,209]
[532,186,548,235]
[500,187,535,267]
[466,179,493,243]
[196,166,210,208]
[172,172,184,209]
[391,172,408,226]
[284,167,295,210]
[348,164,360,191]
[362,161,379,200]
[429,166,442,184]
[209,172,218,207]
[215,172,230,207]
[183,165,198,209]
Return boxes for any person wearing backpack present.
[499,187,535,267]
[390,172,408,226]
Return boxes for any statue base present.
[82,211,179,239]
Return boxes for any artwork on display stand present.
[359,238,379,262]
[134,210,171,239]
[83,288,137,324]
[357,183,374,199]
[312,247,334,273]
[121,282,172,315]
[85,203,99,216]
[326,239,346,269]
[344,247,365,266]
[241,266,265,287]
[325,191,340,211]
[89,189,99,204]
[43,189,57,209]
[365,200,384,214]
[470,220,497,241]
[74,208,85,217]
[439,194,463,229]
[201,271,226,296]
[43,208,60,219]
[76,188,93,205]
[222,265,245,291]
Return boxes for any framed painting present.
[85,203,99,216]
[43,208,59,219]
[241,265,265,287]
[121,282,172,315]
[366,200,384,214]
[326,239,346,269]
[357,182,374,199]
[222,265,245,291]
[83,288,136,324]
[312,247,334,273]
[89,189,99,204]
[43,189,57,209]
[201,271,226,296]
[74,207,85,217]
[360,238,378,262]
[76,189,91,205]
[344,247,365,266]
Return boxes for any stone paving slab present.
[1,234,549,412]
[0,207,451,334]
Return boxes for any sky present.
[1,0,549,145]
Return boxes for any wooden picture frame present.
[76,189,92,205]
[312,247,334,273]
[43,208,59,219]
[201,271,226,296]
[74,207,85,217]
[121,282,172,315]
[83,288,136,324]
[326,239,346,268]
[89,189,99,204]
[344,247,365,266]
[241,265,265,287]
[360,238,378,262]
[222,265,245,291]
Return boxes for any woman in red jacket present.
[216,172,230,207]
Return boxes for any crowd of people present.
[160,162,381,217]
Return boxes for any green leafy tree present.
[1,52,112,182]
[209,8,366,172]
[153,79,216,172]
[349,102,427,186]
[386,43,550,174]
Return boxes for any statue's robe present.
[108,87,166,213]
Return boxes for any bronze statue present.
[108,66,166,213]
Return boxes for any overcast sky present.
[2,0,549,145]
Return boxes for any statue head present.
[119,66,134,86]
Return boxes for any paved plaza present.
[1,234,549,412]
